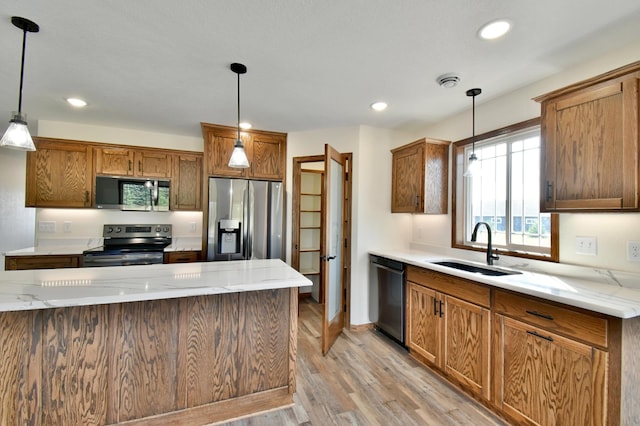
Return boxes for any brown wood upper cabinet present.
[201,123,287,181]
[391,138,449,213]
[26,137,202,211]
[172,153,202,210]
[26,137,93,208]
[95,146,172,178]
[535,61,640,212]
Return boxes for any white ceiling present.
[2,0,640,138]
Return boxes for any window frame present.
[451,117,559,262]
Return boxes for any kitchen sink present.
[431,260,522,277]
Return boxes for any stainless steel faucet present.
[471,221,499,265]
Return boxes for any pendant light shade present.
[463,88,482,177]
[1,17,40,152]
[228,62,250,168]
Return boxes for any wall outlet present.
[38,221,56,233]
[189,222,197,232]
[575,236,597,255]
[628,241,640,262]
[63,221,72,233]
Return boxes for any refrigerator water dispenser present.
[218,220,241,255]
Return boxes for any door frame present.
[291,153,352,331]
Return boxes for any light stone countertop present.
[370,248,640,319]
[3,236,203,256]
[0,259,311,313]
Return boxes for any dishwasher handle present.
[371,262,404,274]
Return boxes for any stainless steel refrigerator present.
[207,178,283,261]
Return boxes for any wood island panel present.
[112,299,181,423]
[183,293,238,407]
[0,288,296,425]
[237,289,290,396]
[42,305,109,425]
[0,310,42,425]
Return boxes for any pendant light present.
[1,17,40,151]
[463,88,482,177]
[228,62,250,168]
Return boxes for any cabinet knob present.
[128,160,132,171]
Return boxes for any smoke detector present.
[436,73,460,88]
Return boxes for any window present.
[452,118,558,261]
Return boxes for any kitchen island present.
[0,259,312,425]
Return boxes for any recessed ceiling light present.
[370,101,388,111]
[66,98,87,107]
[479,20,511,40]
[239,121,252,129]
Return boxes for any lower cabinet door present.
[443,295,490,400]
[494,315,607,426]
[406,282,441,365]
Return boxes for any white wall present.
[0,149,35,264]
[286,126,411,325]
[407,38,640,273]
[38,120,203,151]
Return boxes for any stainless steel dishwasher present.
[369,255,406,346]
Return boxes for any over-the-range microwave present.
[95,176,170,211]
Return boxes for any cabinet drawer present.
[5,255,80,270]
[407,266,490,308]
[164,251,201,264]
[493,290,609,348]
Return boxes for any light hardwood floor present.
[218,299,508,426]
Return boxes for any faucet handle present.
[491,248,500,261]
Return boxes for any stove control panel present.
[103,224,172,238]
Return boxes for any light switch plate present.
[576,236,597,255]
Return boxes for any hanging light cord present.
[18,23,27,113]
[471,92,475,153]
[17,25,28,114]
[466,88,482,155]
[236,69,241,141]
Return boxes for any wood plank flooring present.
[216,299,507,426]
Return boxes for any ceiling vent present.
[436,73,460,88]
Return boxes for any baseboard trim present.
[350,322,375,332]
[119,387,292,425]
